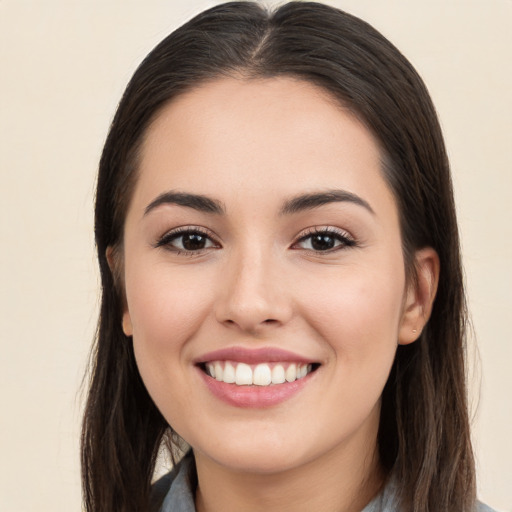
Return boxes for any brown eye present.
[181,233,209,250]
[294,228,356,252]
[309,233,337,251]
[156,229,218,253]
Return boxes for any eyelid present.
[154,225,221,252]
[153,225,356,255]
[292,226,357,251]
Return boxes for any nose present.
[214,246,293,335]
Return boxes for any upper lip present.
[194,347,318,365]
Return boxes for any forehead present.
[132,76,395,219]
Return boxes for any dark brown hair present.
[82,2,475,510]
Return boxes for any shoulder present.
[150,451,196,512]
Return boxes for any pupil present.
[311,234,335,251]
[183,233,206,250]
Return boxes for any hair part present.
[83,2,476,511]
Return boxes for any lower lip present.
[197,367,314,408]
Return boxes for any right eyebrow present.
[144,191,225,216]
[279,189,375,216]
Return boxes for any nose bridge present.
[216,240,291,332]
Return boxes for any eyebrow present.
[144,191,225,216]
[144,188,374,217]
[279,190,375,216]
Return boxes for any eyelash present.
[154,226,220,256]
[292,226,356,253]
[155,226,356,256]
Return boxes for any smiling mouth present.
[199,361,320,386]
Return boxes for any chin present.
[189,425,327,476]
[208,446,308,475]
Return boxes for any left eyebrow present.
[144,191,225,216]
[279,189,375,216]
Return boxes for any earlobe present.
[122,311,133,337]
[398,247,440,345]
[106,245,132,337]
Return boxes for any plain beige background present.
[1,1,510,510]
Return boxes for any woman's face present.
[120,77,421,475]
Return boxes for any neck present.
[194,425,385,512]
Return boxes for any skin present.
[116,77,439,512]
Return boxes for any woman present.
[81,2,496,511]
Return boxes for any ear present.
[106,246,133,337]
[398,247,440,345]
[121,310,133,337]
[106,245,120,282]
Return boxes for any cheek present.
[296,263,404,431]
[297,259,405,368]
[123,263,214,398]
[126,262,211,345]
[124,267,217,435]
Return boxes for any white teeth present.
[223,361,236,383]
[253,364,272,386]
[285,364,297,382]
[271,364,286,384]
[214,362,224,381]
[235,362,253,385]
[205,361,314,386]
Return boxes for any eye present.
[155,227,219,254]
[293,228,356,252]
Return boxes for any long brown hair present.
[82,2,476,510]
